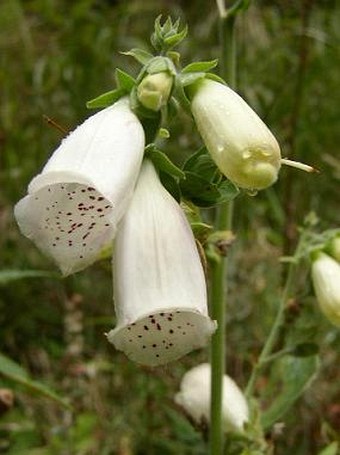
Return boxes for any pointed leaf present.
[0,269,57,285]
[159,171,181,202]
[115,68,135,91]
[206,72,227,85]
[182,60,218,74]
[145,146,185,179]
[86,88,125,109]
[164,25,188,49]
[0,353,71,409]
[178,72,206,87]
[121,48,154,65]
[261,354,319,430]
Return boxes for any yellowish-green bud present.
[137,72,173,111]
[189,79,281,190]
[311,252,340,327]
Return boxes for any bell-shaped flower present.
[311,252,340,327]
[107,160,216,366]
[188,79,281,191]
[175,363,249,433]
[14,98,145,276]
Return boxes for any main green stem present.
[209,10,236,455]
[245,231,306,398]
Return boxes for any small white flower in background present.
[107,160,216,367]
[311,252,340,327]
[189,79,281,191]
[175,363,249,433]
[14,98,145,276]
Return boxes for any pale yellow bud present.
[137,72,173,111]
[189,79,281,190]
[311,252,340,327]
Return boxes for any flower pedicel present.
[107,160,216,366]
[15,98,145,276]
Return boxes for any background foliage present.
[0,0,339,453]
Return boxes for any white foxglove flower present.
[175,363,249,433]
[107,160,216,366]
[189,79,281,191]
[14,98,145,276]
[311,252,340,327]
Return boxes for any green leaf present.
[86,88,125,109]
[182,60,218,74]
[0,353,71,409]
[0,269,57,285]
[178,72,206,87]
[121,48,154,65]
[180,171,221,207]
[217,178,240,201]
[159,172,181,202]
[145,146,185,179]
[114,68,135,91]
[261,354,319,430]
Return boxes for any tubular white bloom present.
[107,160,216,366]
[189,79,281,191]
[14,98,145,276]
[311,252,340,327]
[175,363,249,433]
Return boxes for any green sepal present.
[145,144,185,179]
[145,56,177,76]
[159,171,181,202]
[86,88,125,109]
[182,59,218,74]
[177,72,206,87]
[115,68,136,91]
[120,48,154,65]
[205,72,227,84]
[151,16,187,52]
[166,50,181,67]
[163,25,188,49]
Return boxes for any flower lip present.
[107,308,216,367]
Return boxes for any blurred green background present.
[0,0,339,454]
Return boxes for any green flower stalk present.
[188,79,281,191]
[137,72,173,111]
[311,252,340,327]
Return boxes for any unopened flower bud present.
[175,363,249,433]
[137,72,173,111]
[311,252,340,327]
[189,79,281,191]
